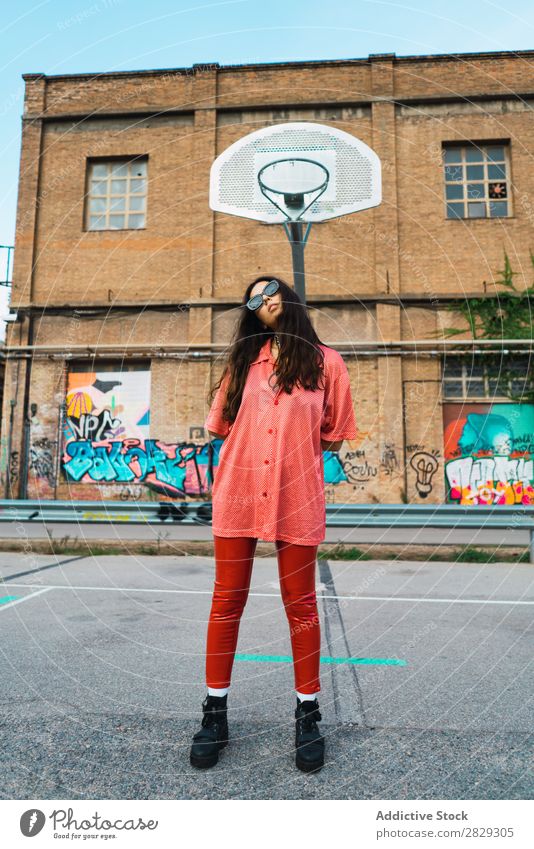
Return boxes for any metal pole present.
[530,528,534,564]
[288,221,306,304]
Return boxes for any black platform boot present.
[295,697,325,773]
[190,694,229,769]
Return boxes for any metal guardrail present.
[1,500,533,560]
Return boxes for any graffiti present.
[69,409,123,442]
[63,367,151,484]
[323,450,349,484]
[446,455,534,504]
[325,486,336,503]
[63,437,352,496]
[156,502,188,522]
[29,437,57,488]
[63,438,213,498]
[118,485,143,502]
[443,403,534,505]
[64,368,150,447]
[342,449,378,485]
[9,451,19,485]
[380,443,399,477]
[410,451,439,498]
[62,367,354,496]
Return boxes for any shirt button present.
[268,428,273,434]
[264,459,269,464]
[262,492,268,497]
[274,400,279,405]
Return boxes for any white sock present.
[296,690,318,702]
[208,686,229,697]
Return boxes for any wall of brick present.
[42,72,201,116]
[5,51,533,505]
[29,117,196,305]
[396,105,534,296]
[217,64,374,108]
[392,54,533,99]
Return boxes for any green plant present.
[317,546,373,561]
[443,250,534,402]
[428,546,529,563]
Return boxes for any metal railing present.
[0,500,533,560]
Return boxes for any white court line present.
[0,586,54,610]
[4,582,534,606]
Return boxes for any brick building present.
[3,50,533,506]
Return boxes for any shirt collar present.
[250,340,327,366]
[250,338,275,364]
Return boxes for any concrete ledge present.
[0,536,528,562]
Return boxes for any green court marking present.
[235,653,406,666]
[0,596,20,605]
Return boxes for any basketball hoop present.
[257,158,330,222]
[209,122,382,302]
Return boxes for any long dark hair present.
[208,275,326,427]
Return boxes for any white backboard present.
[210,122,381,223]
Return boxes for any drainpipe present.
[19,310,34,499]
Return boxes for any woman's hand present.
[208,431,227,441]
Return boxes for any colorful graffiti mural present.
[443,403,534,505]
[62,369,350,497]
[65,367,154,479]
[62,436,349,497]
[65,369,150,442]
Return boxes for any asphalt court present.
[0,552,532,800]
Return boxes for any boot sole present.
[296,752,324,773]
[190,738,228,769]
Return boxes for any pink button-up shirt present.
[204,339,358,545]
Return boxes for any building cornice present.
[21,49,534,83]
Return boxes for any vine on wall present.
[444,251,534,403]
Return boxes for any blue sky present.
[0,0,533,328]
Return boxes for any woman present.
[190,275,357,773]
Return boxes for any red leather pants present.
[205,535,321,694]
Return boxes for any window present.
[85,158,147,231]
[442,355,532,400]
[442,143,511,220]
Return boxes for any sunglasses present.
[246,279,280,311]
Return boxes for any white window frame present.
[442,355,532,401]
[85,157,148,231]
[442,142,512,220]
